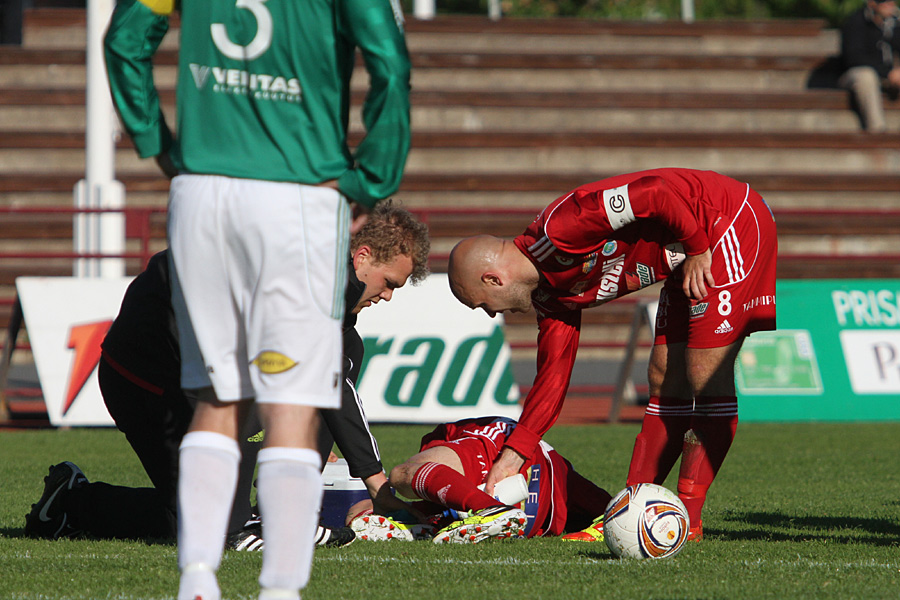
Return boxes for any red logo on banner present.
[63,320,112,416]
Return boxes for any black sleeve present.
[841,11,891,77]
[320,326,384,480]
[841,13,868,70]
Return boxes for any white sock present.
[258,588,301,600]
[177,431,241,600]
[177,563,220,600]
[257,447,322,597]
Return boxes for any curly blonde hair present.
[351,200,431,284]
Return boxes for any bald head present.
[448,235,538,317]
[448,235,503,297]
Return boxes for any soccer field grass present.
[2,422,899,599]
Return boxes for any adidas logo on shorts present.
[715,320,734,334]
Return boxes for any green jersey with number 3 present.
[105,0,411,207]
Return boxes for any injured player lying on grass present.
[345,416,613,544]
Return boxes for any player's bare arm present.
[888,66,900,88]
[364,471,428,522]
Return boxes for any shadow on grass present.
[0,526,175,546]
[714,511,900,546]
[573,548,614,561]
[0,526,25,539]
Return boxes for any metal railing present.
[0,205,165,274]
[411,0,695,22]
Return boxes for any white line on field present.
[316,554,900,571]
[316,554,609,566]
[740,558,900,570]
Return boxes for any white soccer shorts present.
[167,174,350,408]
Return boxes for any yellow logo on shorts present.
[252,351,298,374]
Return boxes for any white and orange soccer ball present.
[603,483,689,559]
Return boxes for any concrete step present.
[6,103,885,134]
[0,62,808,93]
[0,61,816,93]
[0,43,833,92]
[6,188,900,212]
[407,68,811,92]
[22,9,838,55]
[5,88,895,134]
[404,148,899,175]
[404,106,891,134]
[4,128,899,158]
[3,170,898,207]
[2,142,897,178]
[25,25,838,57]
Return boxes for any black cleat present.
[226,516,356,550]
[24,462,88,539]
[315,524,356,547]
[226,515,264,551]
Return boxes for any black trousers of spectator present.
[1,0,23,45]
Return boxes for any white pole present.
[488,0,501,21]
[413,0,435,20]
[75,0,125,278]
[681,0,695,23]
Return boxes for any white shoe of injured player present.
[432,505,527,544]
[349,509,433,541]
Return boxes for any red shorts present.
[654,191,777,348]
[420,419,509,483]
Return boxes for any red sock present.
[411,462,499,512]
[626,396,693,486]
[677,395,738,530]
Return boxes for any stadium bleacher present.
[1,8,898,423]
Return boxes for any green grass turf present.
[2,422,899,599]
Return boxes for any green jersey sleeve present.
[104,0,173,159]
[335,0,412,207]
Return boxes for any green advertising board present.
[737,279,900,422]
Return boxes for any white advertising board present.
[16,277,132,426]
[17,273,520,427]
[355,274,521,423]
[840,330,900,395]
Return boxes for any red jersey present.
[506,168,775,459]
[420,417,606,537]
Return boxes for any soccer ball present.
[603,483,689,559]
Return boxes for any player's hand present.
[366,472,428,523]
[155,151,178,179]
[888,67,900,89]
[682,249,715,300]
[349,203,370,235]
[484,448,526,497]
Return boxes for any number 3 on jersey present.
[211,0,273,61]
